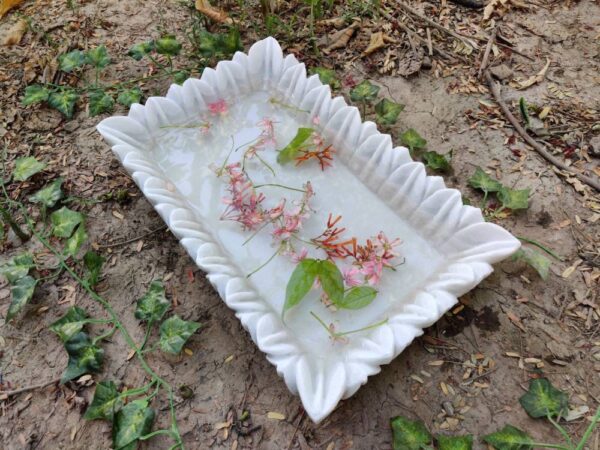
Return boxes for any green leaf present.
[50,306,89,343]
[0,253,34,284]
[84,380,123,421]
[497,187,529,211]
[112,399,155,450]
[316,260,344,304]
[350,80,380,103]
[135,280,169,323]
[337,285,377,309]
[128,41,155,61]
[50,206,84,238]
[390,416,432,450]
[518,378,568,419]
[64,223,88,257]
[22,85,50,106]
[283,258,320,316]
[221,28,243,55]
[29,178,64,207]
[468,167,503,194]
[310,67,341,89]
[482,425,534,450]
[277,127,313,165]
[159,315,201,354]
[374,98,404,125]
[61,331,104,383]
[117,88,143,107]
[519,97,530,128]
[85,45,111,69]
[437,434,473,450]
[6,275,37,321]
[48,89,79,118]
[155,35,181,56]
[13,156,46,181]
[400,128,427,151]
[197,29,242,58]
[59,50,86,72]
[173,70,190,85]
[512,247,551,280]
[84,251,104,286]
[88,90,114,117]
[422,151,451,172]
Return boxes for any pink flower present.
[290,247,308,263]
[267,199,286,220]
[199,122,211,135]
[343,267,362,287]
[361,260,383,286]
[208,99,228,115]
[312,116,320,126]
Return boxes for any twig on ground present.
[286,409,305,450]
[478,27,497,78]
[98,225,168,249]
[449,0,485,7]
[0,378,60,399]
[426,27,433,56]
[485,71,600,192]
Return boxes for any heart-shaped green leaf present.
[59,50,86,72]
[159,315,201,354]
[400,128,427,151]
[482,425,533,450]
[83,251,104,286]
[88,90,115,117]
[468,167,503,193]
[29,178,64,207]
[283,258,320,315]
[48,89,79,118]
[13,156,46,181]
[117,88,143,107]
[437,434,473,450]
[50,206,84,238]
[512,248,550,280]
[6,275,37,321]
[422,151,451,172]
[22,85,50,106]
[497,187,529,211]
[316,260,344,304]
[350,80,380,103]
[85,45,111,69]
[50,306,89,342]
[112,399,155,450]
[64,223,88,257]
[61,331,104,383]
[84,380,123,421]
[128,41,155,61]
[375,98,404,125]
[390,416,432,450]
[519,378,568,419]
[337,285,377,309]
[135,280,169,323]
[0,253,34,284]
[277,127,313,165]
[310,67,341,89]
[155,35,181,56]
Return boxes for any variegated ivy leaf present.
[374,98,404,125]
[13,156,46,181]
[337,285,377,310]
[159,315,201,354]
[283,258,320,316]
[84,251,104,286]
[64,224,88,257]
[135,280,170,323]
[112,399,155,450]
[310,67,341,89]
[85,45,111,69]
[6,275,37,321]
[29,178,64,207]
[155,35,181,56]
[390,416,432,450]
[84,380,123,421]
[400,128,427,151]
[437,434,473,450]
[468,167,503,194]
[518,378,568,419]
[497,187,530,211]
[50,206,84,238]
[58,49,86,72]
[61,331,104,383]
[88,90,115,117]
[316,259,344,305]
[422,151,451,173]
[349,80,380,103]
[512,247,550,280]
[128,41,155,61]
[277,127,313,165]
[22,85,50,106]
[0,253,34,284]
[482,425,533,450]
[117,87,143,107]
[48,89,79,118]
[50,306,89,342]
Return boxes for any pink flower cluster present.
[208,99,228,116]
[244,117,278,160]
[343,232,402,287]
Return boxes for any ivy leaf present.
[0,253,34,284]
[316,260,344,305]
[519,97,530,128]
[61,331,104,383]
[519,378,568,419]
[437,434,473,450]
[29,178,64,207]
[173,70,190,85]
[197,29,242,58]
[277,127,313,165]
[283,258,320,316]
[84,380,123,421]
[88,90,114,117]
[112,399,155,450]
[59,49,86,72]
[422,151,451,172]
[13,156,46,181]
[84,251,104,286]
[128,41,155,61]
[117,87,143,107]
[85,45,111,69]
[349,80,380,103]
[50,206,84,238]
[497,187,529,211]
[50,306,89,343]
[482,425,534,450]
[512,248,551,280]
[374,98,404,125]
[48,89,79,118]
[310,67,341,89]
[155,35,181,56]
[221,28,243,55]
[159,315,202,354]
[22,85,50,106]
[6,275,37,322]
[135,280,169,323]
[390,416,432,450]
[400,128,427,151]
[468,167,503,194]
[64,223,88,257]
[337,285,377,309]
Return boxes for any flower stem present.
[517,236,563,260]
[310,311,389,339]
[254,183,306,193]
[575,406,600,450]
[246,246,281,278]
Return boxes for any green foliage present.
[50,206,84,238]
[6,275,37,321]
[61,331,104,383]
[317,259,344,304]
[84,380,123,421]
[519,378,569,419]
[173,70,190,85]
[135,280,170,323]
[310,67,340,89]
[468,167,503,194]
[512,247,551,280]
[59,49,86,72]
[437,435,473,450]
[400,128,427,151]
[86,45,111,69]
[159,315,201,354]
[0,253,35,284]
[374,98,404,126]
[29,178,64,207]
[48,89,79,118]
[482,425,533,450]
[128,41,155,61]
[497,187,529,211]
[519,97,530,128]
[155,35,182,56]
[350,80,380,103]
[196,29,242,58]
[84,251,104,286]
[283,258,320,315]
[50,306,89,342]
[13,156,46,181]
[422,151,451,172]
[277,127,313,164]
[390,416,432,450]
[337,285,377,309]
[88,90,115,116]
[112,399,155,450]
[117,88,143,107]
[22,85,50,106]
[64,223,88,257]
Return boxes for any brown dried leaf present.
[195,0,233,25]
[0,0,24,19]
[324,20,360,53]
[1,18,26,46]
[363,31,386,56]
[397,48,424,77]
[516,58,551,90]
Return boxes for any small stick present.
[478,27,497,78]
[485,71,600,192]
[0,378,60,399]
[286,409,305,450]
[426,27,433,56]
[98,225,167,249]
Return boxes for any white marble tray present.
[97,37,520,423]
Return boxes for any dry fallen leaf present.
[324,20,360,54]
[1,18,26,46]
[267,411,286,420]
[195,0,233,25]
[363,31,386,56]
[397,48,424,77]
[516,58,551,90]
[0,0,24,19]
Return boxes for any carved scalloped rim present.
[97,37,520,423]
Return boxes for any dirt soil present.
[1,0,599,449]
